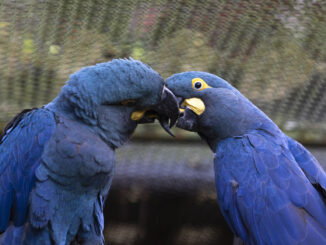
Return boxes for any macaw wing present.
[0,109,55,232]
[287,136,326,198]
[215,132,326,245]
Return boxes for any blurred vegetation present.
[144,29,216,77]
[0,0,326,143]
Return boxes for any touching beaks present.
[131,86,179,137]
[155,87,179,136]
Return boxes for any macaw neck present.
[201,119,278,153]
[95,105,137,149]
[45,96,77,120]
[45,97,137,149]
[199,89,276,152]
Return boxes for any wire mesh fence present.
[0,0,325,136]
[1,1,326,244]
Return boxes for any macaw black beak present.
[154,86,179,136]
[131,86,179,136]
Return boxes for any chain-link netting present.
[1,2,326,244]
[0,0,325,135]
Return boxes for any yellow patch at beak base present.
[182,98,205,115]
[131,110,146,120]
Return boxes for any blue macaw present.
[0,58,179,244]
[166,71,326,245]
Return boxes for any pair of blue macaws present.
[0,58,326,245]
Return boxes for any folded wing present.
[215,130,326,245]
[0,109,55,232]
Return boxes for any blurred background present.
[0,0,326,244]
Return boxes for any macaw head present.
[48,58,179,148]
[166,71,267,150]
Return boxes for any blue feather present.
[214,130,326,244]
[1,59,171,244]
[166,71,326,244]
[0,109,55,232]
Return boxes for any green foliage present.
[145,29,216,78]
[240,31,314,103]
[0,0,326,142]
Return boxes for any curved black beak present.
[155,86,179,136]
[134,86,179,136]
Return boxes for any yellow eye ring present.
[192,78,211,91]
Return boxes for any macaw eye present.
[192,78,211,91]
[194,81,203,90]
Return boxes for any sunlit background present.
[0,0,326,244]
